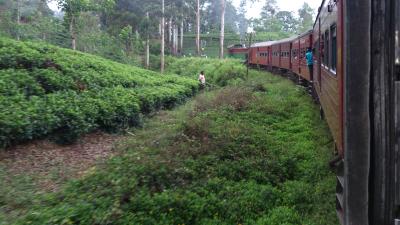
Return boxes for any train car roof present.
[313,0,326,27]
[250,41,277,48]
[271,36,298,45]
[298,29,313,37]
[227,44,247,49]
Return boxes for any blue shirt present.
[306,51,313,66]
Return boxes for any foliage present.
[165,57,247,86]
[0,38,198,148]
[297,3,315,33]
[12,61,337,225]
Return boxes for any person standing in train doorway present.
[306,48,314,81]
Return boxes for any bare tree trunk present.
[70,15,77,50]
[16,0,20,40]
[172,22,175,55]
[161,0,165,73]
[196,0,200,55]
[146,12,150,69]
[219,0,226,59]
[174,24,178,55]
[180,20,184,55]
[168,18,172,46]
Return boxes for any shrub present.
[13,61,337,225]
[166,57,247,86]
[0,38,198,147]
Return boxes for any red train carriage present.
[291,37,300,75]
[313,0,343,155]
[227,44,248,60]
[269,37,297,70]
[279,37,297,70]
[249,41,275,66]
[271,42,281,68]
[298,30,313,80]
[313,1,345,222]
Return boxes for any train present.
[228,0,400,224]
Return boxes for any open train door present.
[343,0,400,224]
[395,0,400,224]
[369,0,400,224]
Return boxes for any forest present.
[0,0,314,66]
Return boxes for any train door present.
[393,0,400,223]
[369,0,400,224]
[395,0,400,220]
[318,18,322,90]
[289,43,292,70]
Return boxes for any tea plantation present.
[8,70,337,225]
[0,39,337,224]
[0,38,198,147]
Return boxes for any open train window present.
[321,34,325,64]
[324,30,330,67]
[330,24,337,72]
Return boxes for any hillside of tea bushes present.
[14,71,337,225]
[0,38,198,147]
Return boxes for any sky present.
[232,0,322,19]
[48,0,322,19]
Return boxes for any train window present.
[324,30,330,67]
[331,24,337,72]
[321,34,325,65]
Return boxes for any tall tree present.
[16,0,21,40]
[297,2,314,33]
[145,12,150,68]
[56,0,114,50]
[195,0,200,55]
[219,0,225,59]
[56,0,90,50]
[276,11,297,33]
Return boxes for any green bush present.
[0,38,198,147]
[14,71,337,225]
[166,57,247,86]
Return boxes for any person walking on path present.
[198,71,206,89]
[306,48,314,81]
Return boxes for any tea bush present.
[166,57,247,86]
[0,38,198,147]
[15,71,337,225]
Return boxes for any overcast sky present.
[232,0,322,19]
[48,0,322,19]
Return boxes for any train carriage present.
[279,37,296,70]
[298,30,313,80]
[291,37,300,75]
[271,42,281,68]
[227,44,248,60]
[248,41,275,66]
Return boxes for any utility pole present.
[196,0,200,55]
[146,12,150,69]
[246,32,253,80]
[16,0,21,40]
[161,0,165,73]
[219,0,226,59]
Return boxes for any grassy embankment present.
[1,52,338,224]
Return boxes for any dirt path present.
[0,132,124,192]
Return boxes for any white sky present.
[48,0,322,19]
[232,0,322,19]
